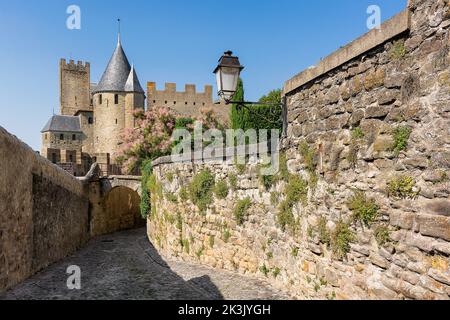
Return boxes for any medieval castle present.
[40,34,229,176]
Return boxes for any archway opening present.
[99,186,145,235]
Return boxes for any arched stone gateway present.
[81,164,145,236]
[93,186,145,236]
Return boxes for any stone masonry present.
[148,0,450,300]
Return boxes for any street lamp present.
[213,50,288,137]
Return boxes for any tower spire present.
[117,18,121,45]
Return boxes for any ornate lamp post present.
[213,50,287,137]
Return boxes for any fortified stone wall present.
[0,126,90,293]
[147,82,231,125]
[148,0,450,300]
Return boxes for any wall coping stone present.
[283,9,410,96]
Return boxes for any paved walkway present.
[1,228,289,300]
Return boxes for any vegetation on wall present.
[277,175,308,231]
[140,160,153,219]
[347,190,379,227]
[392,126,412,156]
[389,40,406,60]
[214,179,229,199]
[387,175,418,199]
[331,221,355,260]
[188,169,216,212]
[234,197,252,225]
[299,142,318,191]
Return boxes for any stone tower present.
[92,35,145,158]
[60,59,91,116]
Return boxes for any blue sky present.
[0,0,407,150]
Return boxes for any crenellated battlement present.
[147,82,213,96]
[60,58,90,72]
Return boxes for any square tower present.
[60,59,91,116]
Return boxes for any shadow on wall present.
[0,228,225,300]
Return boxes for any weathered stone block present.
[364,69,386,91]
[417,213,450,241]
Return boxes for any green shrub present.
[176,213,183,231]
[388,175,418,199]
[291,247,299,257]
[299,142,318,191]
[389,40,406,60]
[331,221,355,260]
[214,179,229,199]
[392,126,412,156]
[260,264,270,277]
[222,227,231,243]
[167,171,174,183]
[277,175,308,231]
[195,245,205,259]
[229,173,238,191]
[189,169,215,212]
[140,160,153,219]
[279,152,290,182]
[180,239,190,254]
[317,216,331,246]
[234,197,252,225]
[179,187,189,202]
[272,267,281,278]
[347,190,379,227]
[374,225,391,246]
[351,127,365,140]
[266,251,273,259]
[165,192,178,203]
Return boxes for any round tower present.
[92,35,145,158]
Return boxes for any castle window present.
[153,100,156,103]
[72,134,76,141]
[69,154,73,163]
[88,117,93,124]
[203,103,205,106]
[114,94,119,105]
[174,101,176,105]
[165,101,167,104]
[99,94,103,105]
[115,119,118,124]
[90,98,93,106]
[185,102,188,105]
[52,153,57,164]
[60,134,64,141]
[193,102,196,106]
[45,134,48,140]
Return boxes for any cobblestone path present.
[1,228,290,300]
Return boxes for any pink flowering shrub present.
[115,106,226,174]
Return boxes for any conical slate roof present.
[92,37,131,93]
[124,65,145,94]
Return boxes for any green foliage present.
[277,175,308,231]
[299,142,318,191]
[195,245,205,259]
[266,251,273,259]
[388,175,418,199]
[189,169,215,212]
[374,225,391,246]
[291,247,299,257]
[389,40,406,60]
[230,79,282,133]
[222,228,231,243]
[317,216,331,246]
[140,160,153,219]
[392,126,412,156]
[278,152,290,182]
[229,173,238,191]
[234,197,252,225]
[236,163,246,175]
[209,235,215,248]
[176,213,183,231]
[180,239,190,254]
[179,187,189,202]
[260,264,270,277]
[351,127,365,140]
[214,179,229,199]
[347,190,379,227]
[272,267,281,278]
[331,221,355,260]
[165,192,178,203]
[166,171,174,183]
[270,192,281,206]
